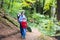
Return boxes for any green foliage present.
[2,0,36,18]
[40,0,43,7]
[39,20,57,36]
[28,13,57,36]
[32,13,45,24]
[44,0,52,10]
[43,0,56,13]
[56,21,60,26]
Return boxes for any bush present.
[28,13,57,36]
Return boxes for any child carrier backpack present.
[21,21,27,28]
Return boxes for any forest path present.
[0,22,56,40]
[0,22,41,40]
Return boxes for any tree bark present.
[0,0,3,8]
[36,0,42,13]
[57,0,60,21]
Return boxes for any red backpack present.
[21,21,27,28]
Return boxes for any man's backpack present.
[17,14,20,19]
[27,26,32,32]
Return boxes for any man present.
[18,11,27,39]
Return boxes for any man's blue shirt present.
[18,15,27,22]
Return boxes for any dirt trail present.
[0,22,57,40]
[0,22,41,40]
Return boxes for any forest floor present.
[0,22,57,40]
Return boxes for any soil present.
[0,21,57,40]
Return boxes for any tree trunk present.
[0,0,3,8]
[57,0,60,21]
[8,3,10,9]
[36,0,42,13]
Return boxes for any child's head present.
[22,18,26,22]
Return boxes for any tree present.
[0,0,4,8]
[57,0,60,21]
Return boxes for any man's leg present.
[22,28,26,39]
[20,27,23,35]
[20,23,23,36]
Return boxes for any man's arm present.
[23,15,27,21]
